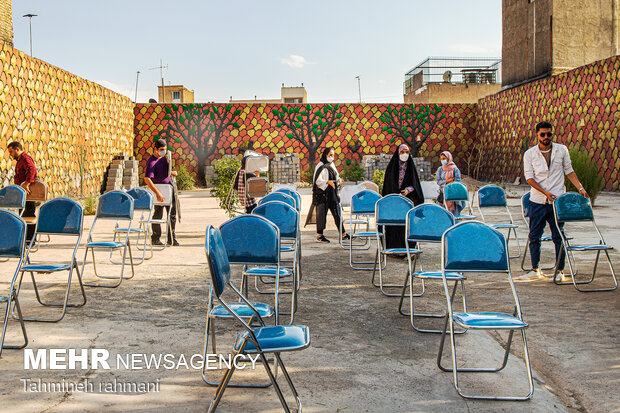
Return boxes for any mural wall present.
[477,55,620,191]
[134,103,477,182]
[0,44,134,197]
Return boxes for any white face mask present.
[158,149,166,157]
[399,154,409,162]
[326,156,334,163]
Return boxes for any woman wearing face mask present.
[435,150,464,216]
[313,147,349,243]
[382,144,424,249]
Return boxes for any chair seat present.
[21,264,71,273]
[87,241,125,249]
[344,218,368,225]
[414,271,465,280]
[352,231,382,238]
[566,244,613,251]
[233,325,310,353]
[455,214,476,220]
[491,223,518,229]
[243,266,293,277]
[210,302,275,319]
[452,312,528,329]
[0,295,8,303]
[541,236,553,242]
[280,245,295,252]
[382,248,420,255]
[115,228,146,233]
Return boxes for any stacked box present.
[271,153,301,184]
[413,157,433,181]
[105,156,139,192]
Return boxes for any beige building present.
[404,57,502,104]
[0,0,12,47]
[158,85,194,103]
[502,0,620,87]
[229,85,307,104]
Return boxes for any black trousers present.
[151,193,177,242]
[21,201,37,242]
[316,202,341,235]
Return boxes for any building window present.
[284,98,302,104]
[172,91,181,103]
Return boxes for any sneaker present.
[553,271,569,283]
[516,268,544,281]
[316,235,330,243]
[152,239,164,246]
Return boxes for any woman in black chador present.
[382,144,424,249]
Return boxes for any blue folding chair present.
[349,190,383,270]
[476,185,521,259]
[437,221,533,400]
[552,193,617,292]
[252,201,300,324]
[219,214,289,326]
[205,225,310,413]
[443,182,475,221]
[0,210,28,357]
[81,191,134,288]
[0,185,27,213]
[273,188,301,212]
[112,188,154,265]
[338,184,370,249]
[15,198,86,322]
[520,192,558,271]
[258,192,297,211]
[371,194,414,296]
[397,204,467,333]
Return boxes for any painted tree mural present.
[155,103,242,185]
[271,103,344,170]
[378,104,445,157]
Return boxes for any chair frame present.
[338,184,371,250]
[475,184,521,259]
[205,225,309,413]
[148,183,173,250]
[552,193,617,292]
[111,188,154,265]
[0,210,28,357]
[443,182,475,222]
[13,197,87,323]
[436,221,534,401]
[81,191,134,288]
[349,190,385,271]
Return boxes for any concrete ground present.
[0,187,618,412]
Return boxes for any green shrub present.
[302,168,315,184]
[565,146,604,204]
[209,157,241,217]
[83,195,99,216]
[372,169,385,192]
[175,164,195,190]
[340,161,365,182]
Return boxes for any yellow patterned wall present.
[0,44,134,197]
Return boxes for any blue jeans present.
[528,201,565,270]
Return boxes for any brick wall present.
[0,0,12,47]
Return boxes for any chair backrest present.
[96,190,134,220]
[407,204,455,242]
[339,184,363,207]
[219,214,280,265]
[205,225,231,297]
[478,184,507,208]
[259,192,296,210]
[0,185,26,209]
[554,193,593,222]
[442,221,509,273]
[26,179,47,202]
[127,187,154,211]
[421,181,440,201]
[521,192,531,219]
[36,197,84,235]
[153,184,173,206]
[351,190,382,215]
[253,201,299,239]
[375,194,414,225]
[359,181,379,193]
[273,188,301,211]
[0,209,26,258]
[444,182,469,202]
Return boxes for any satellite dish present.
[443,70,452,83]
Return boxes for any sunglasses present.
[538,132,553,137]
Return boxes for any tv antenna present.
[150,59,168,92]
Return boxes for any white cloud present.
[280,54,313,68]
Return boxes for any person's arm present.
[566,172,589,198]
[315,168,331,189]
[144,177,164,202]
[453,167,462,182]
[435,168,445,186]
[526,178,555,203]
[562,146,589,198]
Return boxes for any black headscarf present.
[319,147,333,165]
[382,146,424,205]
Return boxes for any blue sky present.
[12,1,501,103]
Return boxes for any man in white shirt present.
[519,121,589,281]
